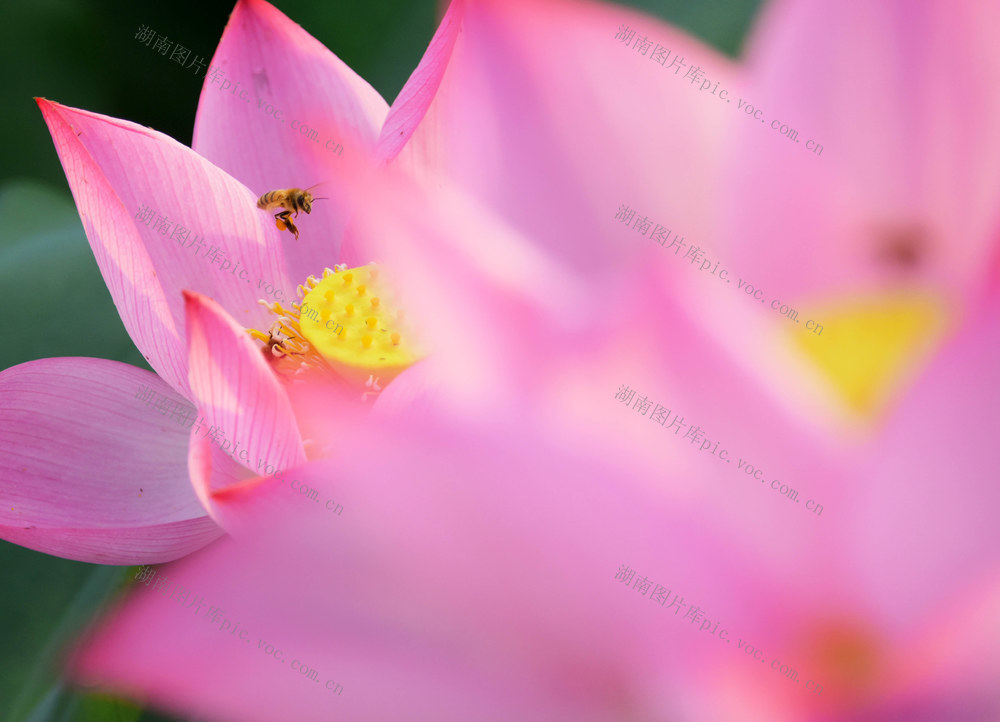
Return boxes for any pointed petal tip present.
[35,96,58,118]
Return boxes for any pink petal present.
[384,0,738,278]
[354,176,588,406]
[71,409,763,719]
[376,0,464,166]
[719,0,1000,303]
[192,0,389,279]
[890,576,1000,715]
[73,540,579,722]
[355,175,844,542]
[846,290,1000,627]
[183,290,306,500]
[37,99,296,398]
[0,358,222,564]
[188,446,332,536]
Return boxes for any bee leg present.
[274,210,292,233]
[273,210,300,240]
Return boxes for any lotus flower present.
[1,0,732,565]
[64,0,1000,718]
[0,0,455,564]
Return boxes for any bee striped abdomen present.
[257,190,284,210]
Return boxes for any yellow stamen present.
[789,290,948,419]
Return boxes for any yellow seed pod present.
[297,263,423,386]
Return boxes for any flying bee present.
[256,184,326,240]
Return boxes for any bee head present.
[300,193,313,214]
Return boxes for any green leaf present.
[1,557,124,720]
[620,0,764,57]
[0,179,149,373]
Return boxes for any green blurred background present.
[0,0,760,718]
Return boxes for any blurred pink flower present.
[64,0,1000,719]
[71,404,766,722]
[711,0,1000,423]
[66,289,1000,720]
[66,285,1000,719]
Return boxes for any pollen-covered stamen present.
[247,299,327,377]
